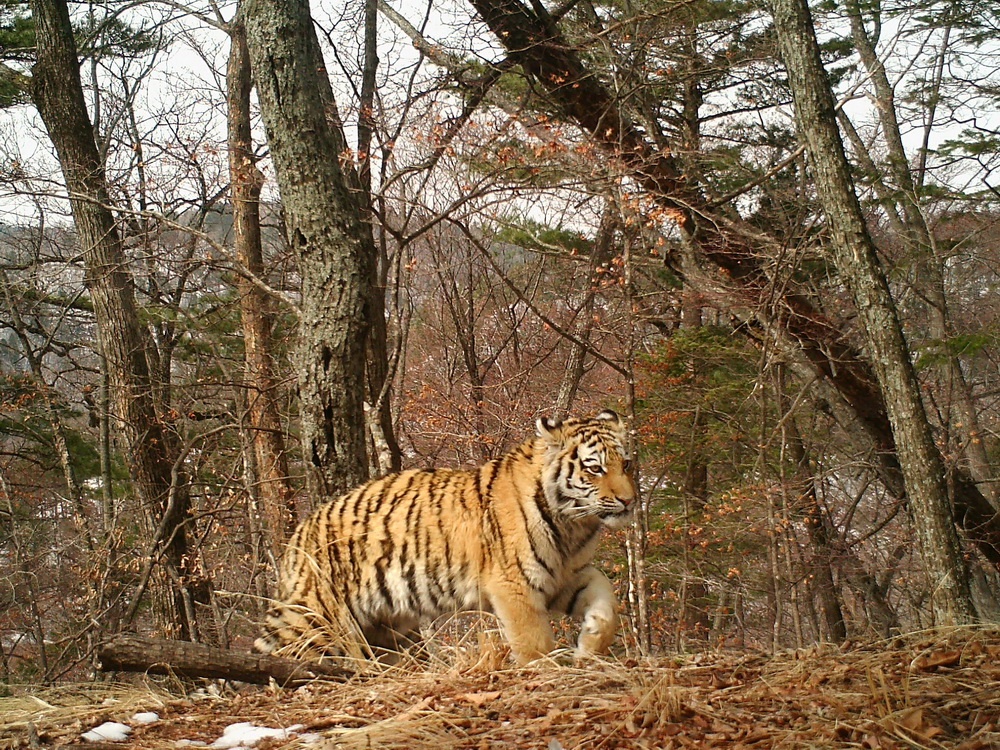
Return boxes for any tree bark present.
[244,0,373,498]
[357,0,402,477]
[463,0,1000,569]
[768,0,976,625]
[97,636,350,686]
[844,0,998,511]
[30,0,205,640]
[778,374,847,642]
[227,13,296,555]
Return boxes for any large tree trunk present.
[357,0,402,477]
[227,13,296,555]
[844,0,997,511]
[244,0,373,499]
[30,0,205,640]
[463,0,1000,569]
[768,0,975,625]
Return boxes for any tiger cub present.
[254,410,636,665]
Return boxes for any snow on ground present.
[81,722,132,742]
[209,722,304,749]
[82,716,312,748]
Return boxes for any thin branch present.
[452,219,629,377]
[65,191,302,317]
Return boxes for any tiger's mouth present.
[599,500,635,527]
[557,493,633,525]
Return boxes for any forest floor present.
[1,626,999,750]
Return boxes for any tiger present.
[254,410,636,666]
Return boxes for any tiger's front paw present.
[577,603,617,656]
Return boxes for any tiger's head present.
[537,410,637,529]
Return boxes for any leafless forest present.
[1,0,1000,684]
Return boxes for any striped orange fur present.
[254,410,636,665]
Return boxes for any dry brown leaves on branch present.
[2,626,999,749]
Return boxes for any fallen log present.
[97,636,351,686]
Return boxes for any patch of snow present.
[132,712,160,725]
[81,722,132,743]
[175,741,208,747]
[210,723,298,749]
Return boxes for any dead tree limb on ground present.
[97,636,350,686]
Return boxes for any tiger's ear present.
[596,409,622,425]
[536,415,564,443]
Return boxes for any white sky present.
[1,0,997,229]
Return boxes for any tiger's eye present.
[586,464,606,476]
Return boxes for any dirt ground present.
[2,627,998,749]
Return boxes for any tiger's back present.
[263,467,488,658]
[256,410,636,664]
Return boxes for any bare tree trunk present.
[357,0,401,477]
[765,478,784,650]
[554,203,617,417]
[841,550,901,638]
[623,445,650,654]
[775,452,804,648]
[0,278,93,551]
[30,0,205,640]
[776,367,847,642]
[621,243,649,656]
[844,0,997,511]
[0,469,50,678]
[244,0,373,499]
[0,283,107,659]
[227,13,296,556]
[801,482,848,641]
[679,312,712,641]
[769,0,976,625]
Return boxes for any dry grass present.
[0,683,172,748]
[2,626,999,749]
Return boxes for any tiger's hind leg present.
[363,619,420,661]
[551,566,618,656]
